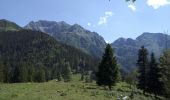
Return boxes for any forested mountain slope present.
[0,30,98,82]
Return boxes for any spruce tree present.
[35,68,45,82]
[0,61,4,82]
[62,61,72,82]
[13,62,28,82]
[45,69,51,81]
[39,68,45,82]
[34,63,45,82]
[147,52,163,97]
[137,46,148,94]
[159,50,170,98]
[52,63,62,81]
[125,69,137,89]
[79,60,85,81]
[3,63,10,83]
[52,63,57,79]
[27,65,35,82]
[96,44,119,90]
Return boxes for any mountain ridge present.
[112,32,170,71]
[0,19,22,31]
[25,20,106,58]
[1,19,170,72]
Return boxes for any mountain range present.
[112,32,169,71]
[25,20,106,58]
[1,19,170,72]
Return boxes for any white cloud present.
[128,4,136,12]
[147,0,170,9]
[87,22,91,26]
[98,11,113,25]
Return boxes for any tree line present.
[137,46,170,98]
[0,30,99,83]
[0,59,73,83]
[96,44,170,99]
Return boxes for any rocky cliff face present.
[112,32,170,71]
[25,20,106,58]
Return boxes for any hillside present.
[112,32,170,71]
[25,20,106,58]
[0,19,22,31]
[0,30,98,82]
[1,19,169,72]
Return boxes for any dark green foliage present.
[80,72,84,81]
[120,69,128,82]
[52,63,62,81]
[27,65,35,82]
[147,52,163,96]
[0,61,4,82]
[45,68,52,81]
[53,60,72,82]
[125,69,137,89]
[116,65,122,82]
[34,68,45,82]
[3,63,11,83]
[56,73,62,81]
[0,30,98,83]
[159,50,170,98]
[13,62,28,82]
[85,71,92,83]
[79,60,86,81]
[62,61,72,82]
[125,69,137,99]
[96,44,119,90]
[137,46,148,94]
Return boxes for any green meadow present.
[0,74,162,100]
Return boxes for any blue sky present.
[0,0,170,43]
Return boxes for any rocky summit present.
[25,20,106,58]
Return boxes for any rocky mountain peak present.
[25,20,106,58]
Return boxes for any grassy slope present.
[0,19,22,31]
[0,74,162,100]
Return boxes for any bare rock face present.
[25,20,106,58]
[112,32,170,71]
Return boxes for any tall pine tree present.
[35,68,45,82]
[96,44,119,90]
[27,65,35,82]
[62,61,72,82]
[3,63,11,83]
[34,63,45,82]
[0,61,4,82]
[13,62,28,82]
[137,46,148,94]
[147,52,163,97]
[159,50,170,98]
